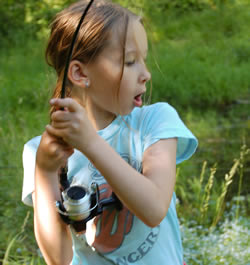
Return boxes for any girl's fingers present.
[51,120,70,129]
[64,147,74,157]
[50,98,79,112]
[51,110,71,122]
[46,124,66,139]
[48,133,74,155]
[37,131,74,172]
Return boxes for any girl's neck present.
[85,100,117,131]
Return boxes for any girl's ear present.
[68,60,90,88]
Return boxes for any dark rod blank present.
[61,0,95,99]
[59,0,95,190]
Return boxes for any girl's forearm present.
[34,167,73,265]
[81,136,173,227]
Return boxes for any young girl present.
[22,1,198,264]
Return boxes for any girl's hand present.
[46,98,97,153]
[36,130,74,174]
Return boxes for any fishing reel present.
[55,169,123,233]
[54,0,122,235]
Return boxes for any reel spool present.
[55,0,123,234]
[56,182,123,233]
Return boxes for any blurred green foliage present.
[0,0,25,44]
[2,0,249,110]
[0,0,69,46]
[0,0,249,264]
[0,0,243,46]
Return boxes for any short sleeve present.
[142,103,198,164]
[22,136,41,206]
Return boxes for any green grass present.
[147,4,250,109]
[0,3,249,264]
[0,40,50,264]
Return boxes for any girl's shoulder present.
[129,102,198,164]
[128,102,180,126]
[133,102,177,115]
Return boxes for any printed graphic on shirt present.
[92,183,134,253]
[87,153,142,254]
[87,153,160,261]
[88,153,142,182]
[115,226,160,265]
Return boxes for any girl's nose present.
[140,65,151,84]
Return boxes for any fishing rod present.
[59,0,95,190]
[56,0,122,233]
[61,0,95,100]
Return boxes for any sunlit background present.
[0,0,249,264]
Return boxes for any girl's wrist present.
[35,165,59,182]
[35,166,62,199]
[79,133,103,159]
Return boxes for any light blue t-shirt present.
[22,103,198,265]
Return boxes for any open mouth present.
[134,93,143,107]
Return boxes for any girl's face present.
[84,19,151,129]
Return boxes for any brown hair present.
[46,0,139,114]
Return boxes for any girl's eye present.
[125,60,135,66]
